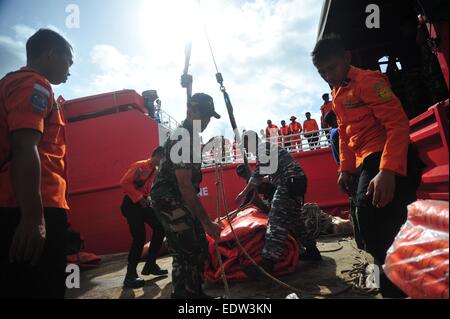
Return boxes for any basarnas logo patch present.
[31,83,50,113]
[372,81,393,100]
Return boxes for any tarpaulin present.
[204,205,300,283]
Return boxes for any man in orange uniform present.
[0,29,73,299]
[312,35,423,298]
[279,120,291,151]
[288,116,302,151]
[320,93,333,129]
[120,146,167,288]
[320,93,334,145]
[265,119,279,144]
[303,112,320,150]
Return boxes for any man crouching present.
[236,131,321,279]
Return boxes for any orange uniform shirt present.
[265,124,279,138]
[289,121,302,133]
[320,101,333,127]
[279,125,291,144]
[266,124,278,142]
[332,66,410,176]
[303,119,319,133]
[0,67,69,209]
[120,159,156,203]
[279,125,290,136]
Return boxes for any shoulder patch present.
[31,83,50,113]
[371,81,393,100]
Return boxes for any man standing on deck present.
[288,116,302,151]
[151,75,222,299]
[119,146,168,289]
[0,29,73,299]
[303,112,320,150]
[321,93,334,144]
[323,111,340,165]
[312,34,424,298]
[154,98,162,124]
[279,120,291,151]
[265,119,279,144]
[320,93,333,129]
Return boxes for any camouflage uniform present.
[151,121,208,296]
[250,141,317,261]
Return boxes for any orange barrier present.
[384,200,449,299]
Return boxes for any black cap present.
[190,93,221,119]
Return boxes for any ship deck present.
[66,236,382,299]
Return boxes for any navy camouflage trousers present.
[154,204,208,295]
[263,186,327,261]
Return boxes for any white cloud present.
[0,35,25,62]
[0,25,31,68]
[12,24,35,41]
[87,44,161,95]
[0,24,75,77]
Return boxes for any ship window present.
[379,56,388,73]
[378,56,402,73]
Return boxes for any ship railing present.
[157,109,181,132]
[201,128,333,167]
[278,128,333,154]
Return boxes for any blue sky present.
[0,0,331,140]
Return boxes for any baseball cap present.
[190,93,221,119]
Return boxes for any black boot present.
[241,258,275,280]
[123,274,145,288]
[124,263,145,288]
[142,262,168,276]
[300,246,322,261]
